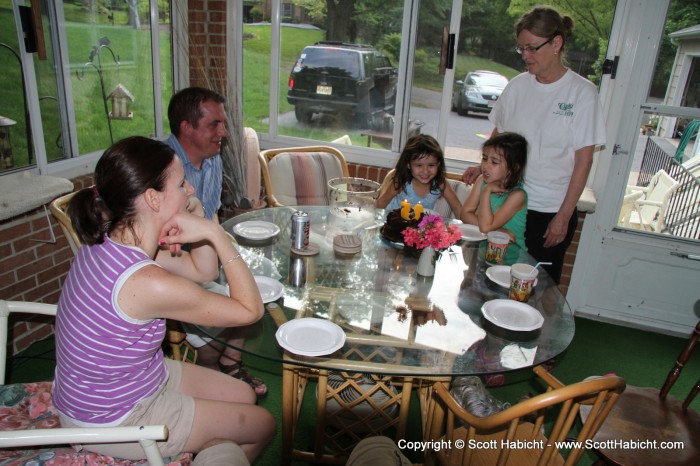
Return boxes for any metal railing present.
[637,137,699,239]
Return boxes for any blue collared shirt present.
[165,134,223,220]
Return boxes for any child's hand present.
[462,166,481,185]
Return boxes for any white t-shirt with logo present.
[489,70,606,212]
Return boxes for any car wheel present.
[456,98,467,117]
[294,106,313,124]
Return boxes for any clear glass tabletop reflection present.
[203,206,574,377]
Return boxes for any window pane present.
[264,2,402,147]
[444,2,615,162]
[62,0,158,153]
[616,0,700,241]
[0,1,35,170]
[242,22,273,134]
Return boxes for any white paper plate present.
[232,221,280,240]
[486,265,511,288]
[254,276,284,303]
[455,223,487,242]
[481,299,544,331]
[275,318,346,356]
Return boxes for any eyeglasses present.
[515,36,555,55]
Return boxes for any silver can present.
[289,256,306,287]
[290,210,310,250]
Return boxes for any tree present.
[325,0,356,41]
[126,0,140,29]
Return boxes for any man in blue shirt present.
[166,87,267,397]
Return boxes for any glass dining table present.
[205,206,575,465]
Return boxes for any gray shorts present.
[59,359,195,460]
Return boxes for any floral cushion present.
[0,382,192,465]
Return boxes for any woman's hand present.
[158,211,216,253]
[543,212,570,248]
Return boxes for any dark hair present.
[168,87,226,136]
[69,136,176,246]
[393,134,446,193]
[482,132,528,190]
[516,6,574,64]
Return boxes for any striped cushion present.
[268,152,345,206]
[434,179,471,219]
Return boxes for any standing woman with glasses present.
[463,6,606,284]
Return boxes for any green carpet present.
[6,316,699,465]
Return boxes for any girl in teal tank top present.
[460,132,528,250]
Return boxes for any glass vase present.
[417,246,436,277]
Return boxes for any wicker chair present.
[259,146,349,207]
[424,365,625,466]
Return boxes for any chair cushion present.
[268,151,345,206]
[434,179,471,219]
[0,382,192,465]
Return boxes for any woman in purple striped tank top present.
[54,136,274,465]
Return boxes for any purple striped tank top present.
[53,237,167,425]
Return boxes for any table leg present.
[281,363,296,466]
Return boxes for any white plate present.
[232,221,280,240]
[481,299,544,332]
[486,265,511,288]
[455,223,487,242]
[275,318,346,356]
[254,276,284,303]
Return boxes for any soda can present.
[290,210,310,250]
[289,256,306,287]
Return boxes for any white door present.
[569,0,700,336]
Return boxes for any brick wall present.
[0,175,92,355]
[187,0,227,94]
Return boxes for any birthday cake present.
[380,205,424,243]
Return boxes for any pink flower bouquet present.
[402,213,461,251]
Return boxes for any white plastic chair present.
[331,134,353,145]
[0,300,183,466]
[617,190,644,227]
[625,169,681,232]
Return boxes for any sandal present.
[218,361,268,398]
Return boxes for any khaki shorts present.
[59,359,195,460]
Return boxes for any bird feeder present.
[0,116,17,170]
[107,83,134,120]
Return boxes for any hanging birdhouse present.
[107,83,134,120]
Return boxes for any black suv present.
[287,42,397,128]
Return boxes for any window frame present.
[5,0,171,180]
